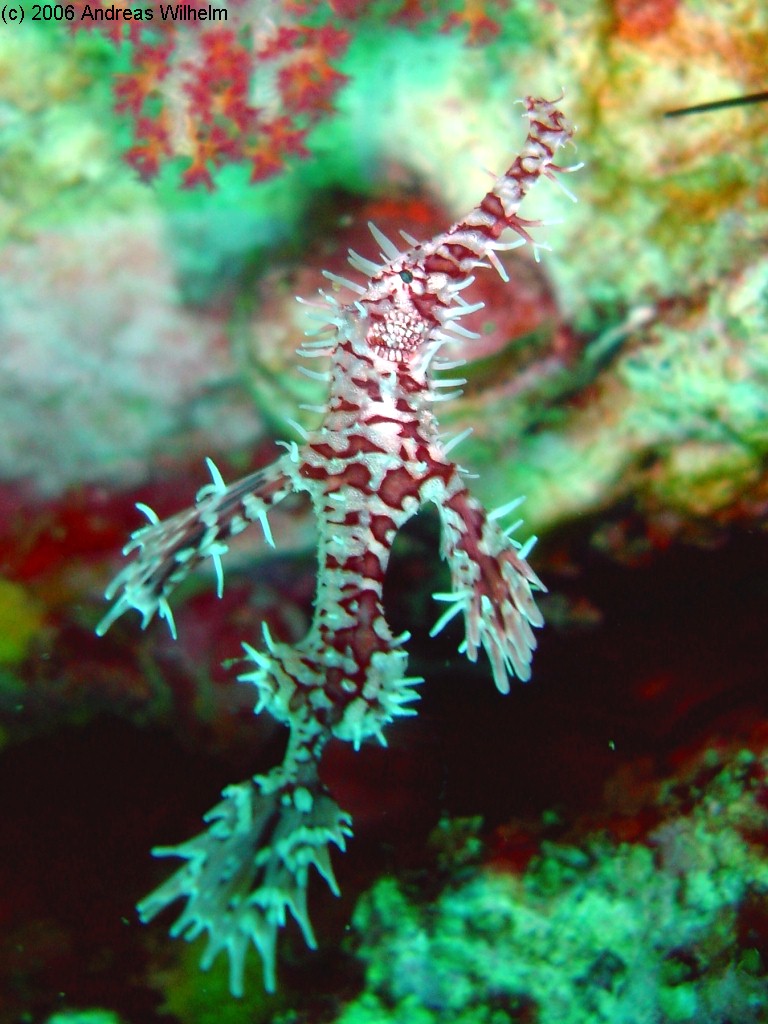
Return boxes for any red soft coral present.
[74,3,503,188]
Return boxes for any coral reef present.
[1,1,767,1021]
[68,1,524,188]
[337,747,768,1024]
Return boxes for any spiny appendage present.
[240,612,424,751]
[429,94,578,275]
[137,722,352,995]
[240,620,326,722]
[329,646,424,751]
[96,457,291,639]
[431,488,545,694]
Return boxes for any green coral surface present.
[335,751,768,1024]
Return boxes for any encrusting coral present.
[338,748,768,1024]
[96,95,578,994]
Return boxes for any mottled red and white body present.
[97,95,576,994]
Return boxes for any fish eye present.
[399,270,413,283]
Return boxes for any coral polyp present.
[97,95,577,994]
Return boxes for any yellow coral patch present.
[0,577,44,663]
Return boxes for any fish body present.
[97,95,576,994]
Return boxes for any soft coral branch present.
[74,3,512,188]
